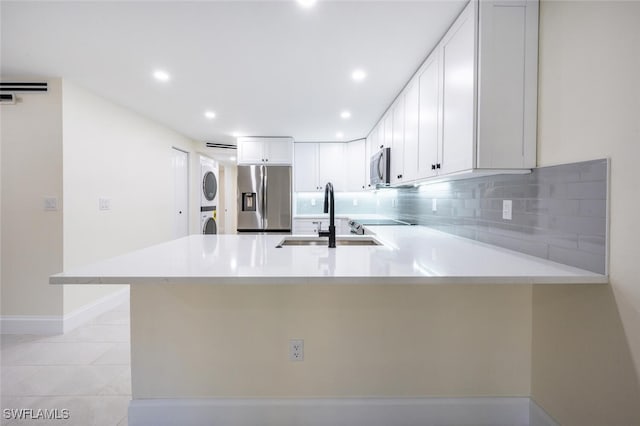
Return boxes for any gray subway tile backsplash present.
[387,159,608,274]
[295,159,608,275]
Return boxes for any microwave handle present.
[377,153,384,180]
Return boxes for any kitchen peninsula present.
[50,226,606,425]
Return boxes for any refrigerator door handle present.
[262,165,267,230]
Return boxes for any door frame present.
[171,147,190,238]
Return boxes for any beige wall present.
[131,284,532,398]
[533,285,640,425]
[1,78,202,318]
[61,80,201,314]
[1,79,64,316]
[533,1,640,424]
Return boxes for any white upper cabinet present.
[237,137,293,165]
[318,143,346,191]
[440,4,475,175]
[364,132,376,190]
[294,143,347,192]
[294,143,319,192]
[383,113,393,149]
[403,80,420,182]
[265,138,294,164]
[346,139,367,191]
[417,54,440,179]
[390,100,405,184]
[376,122,385,151]
[237,138,265,164]
[476,0,538,168]
[366,0,538,185]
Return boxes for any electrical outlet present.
[502,200,512,220]
[99,197,112,211]
[432,199,437,212]
[44,197,58,211]
[289,339,304,362]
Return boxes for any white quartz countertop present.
[50,226,607,285]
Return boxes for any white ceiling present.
[1,1,466,145]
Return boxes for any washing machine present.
[200,156,219,234]
[200,156,219,208]
[201,208,218,235]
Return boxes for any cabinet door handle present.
[397,174,402,179]
[362,185,365,189]
[436,163,441,169]
[431,164,436,170]
[379,145,384,149]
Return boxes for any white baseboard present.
[63,287,129,333]
[0,315,64,335]
[129,397,532,426]
[529,399,560,426]
[0,287,129,335]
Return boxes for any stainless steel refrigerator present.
[237,165,292,232]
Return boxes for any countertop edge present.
[50,275,609,286]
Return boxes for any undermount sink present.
[276,236,382,248]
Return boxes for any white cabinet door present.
[364,134,373,190]
[293,219,324,235]
[318,143,346,191]
[418,54,441,179]
[441,5,475,175]
[391,98,405,184]
[237,138,265,164]
[403,80,420,182]
[294,143,320,192]
[376,122,385,151]
[265,138,292,164]
[346,139,366,191]
[383,113,393,149]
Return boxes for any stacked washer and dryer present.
[200,156,219,234]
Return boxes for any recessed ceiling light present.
[336,132,344,139]
[340,111,351,119]
[153,70,170,82]
[204,111,216,119]
[352,69,367,82]
[296,0,317,8]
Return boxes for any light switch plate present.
[99,197,112,211]
[502,200,513,220]
[44,197,58,211]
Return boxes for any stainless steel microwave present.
[370,147,391,186]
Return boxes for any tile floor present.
[1,299,131,425]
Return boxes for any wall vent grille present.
[0,82,48,93]
[205,142,237,150]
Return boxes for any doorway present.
[171,147,189,239]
